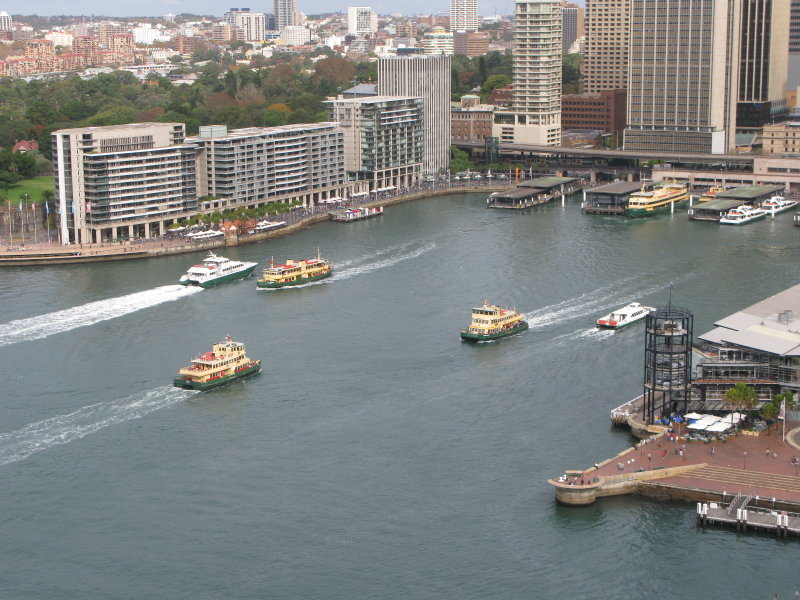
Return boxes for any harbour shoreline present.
[0,186,510,267]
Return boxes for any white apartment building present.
[493,0,562,146]
[190,124,346,210]
[224,8,267,42]
[450,0,479,32]
[44,31,74,47]
[0,11,12,32]
[347,7,378,36]
[624,0,741,154]
[52,123,199,244]
[378,55,451,173]
[422,26,454,55]
[280,25,311,46]
[327,95,424,190]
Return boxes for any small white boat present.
[179,252,258,288]
[719,204,767,225]
[596,302,656,330]
[252,220,287,233]
[760,196,797,216]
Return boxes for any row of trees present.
[724,383,795,432]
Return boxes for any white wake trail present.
[523,277,683,330]
[0,285,201,347]
[332,242,436,281]
[0,386,196,467]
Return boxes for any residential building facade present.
[422,26,454,55]
[378,55,451,173]
[347,6,378,36]
[191,124,346,210]
[327,95,424,189]
[624,0,742,154]
[274,0,297,30]
[52,123,198,245]
[492,0,562,146]
[450,0,479,32]
[580,0,629,94]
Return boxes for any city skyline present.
[0,0,564,18]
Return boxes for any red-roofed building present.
[12,139,39,153]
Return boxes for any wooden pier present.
[697,493,800,538]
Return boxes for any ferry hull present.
[596,318,643,331]
[180,265,257,288]
[460,321,529,342]
[719,214,767,225]
[626,198,687,218]
[173,361,261,390]
[256,268,333,289]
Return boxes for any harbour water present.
[1,193,798,599]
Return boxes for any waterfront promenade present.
[551,423,800,511]
[0,181,511,266]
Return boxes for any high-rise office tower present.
[450,0,479,32]
[580,0,629,94]
[790,1,800,89]
[347,6,378,36]
[561,3,583,54]
[378,55,451,173]
[624,0,742,154]
[493,0,561,146]
[736,0,789,129]
[274,0,297,30]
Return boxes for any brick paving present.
[590,422,800,503]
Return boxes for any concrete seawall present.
[0,187,508,267]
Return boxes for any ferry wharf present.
[550,396,800,538]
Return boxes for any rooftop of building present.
[53,122,183,135]
[584,181,645,196]
[188,122,340,141]
[699,282,800,357]
[326,94,421,105]
[716,185,785,200]
[518,176,580,190]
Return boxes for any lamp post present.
[743,450,747,470]
[648,453,652,470]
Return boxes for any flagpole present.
[6,199,10,247]
[45,201,50,244]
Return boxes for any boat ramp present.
[487,176,582,209]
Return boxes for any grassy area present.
[1,176,54,204]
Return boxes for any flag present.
[18,200,22,211]
[86,201,92,213]
[31,202,35,212]
[45,201,49,215]
[71,200,77,214]
[779,397,786,421]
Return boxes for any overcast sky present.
[6,0,582,19]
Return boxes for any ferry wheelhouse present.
[626,183,689,218]
[596,302,656,330]
[460,301,529,342]
[173,336,261,390]
[256,250,333,289]
[178,252,258,287]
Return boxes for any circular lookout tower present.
[643,306,693,424]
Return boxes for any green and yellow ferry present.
[173,336,261,390]
[460,301,529,342]
[256,250,333,289]
[626,182,688,218]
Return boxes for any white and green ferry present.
[179,252,257,288]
